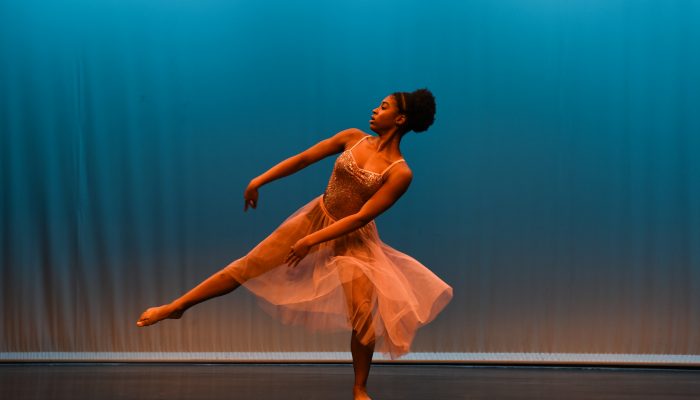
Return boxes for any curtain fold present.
[1,0,699,360]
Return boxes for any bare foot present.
[136,304,184,327]
[353,386,372,400]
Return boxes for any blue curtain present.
[2,0,699,361]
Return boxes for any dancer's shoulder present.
[297,129,368,165]
[333,128,369,146]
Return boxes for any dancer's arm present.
[244,128,363,210]
[286,166,413,266]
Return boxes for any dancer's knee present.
[351,299,375,339]
[216,269,243,286]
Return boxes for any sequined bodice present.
[322,136,405,220]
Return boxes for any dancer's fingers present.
[286,253,299,268]
[244,199,256,212]
[284,250,294,264]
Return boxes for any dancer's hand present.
[244,180,259,211]
[286,238,311,268]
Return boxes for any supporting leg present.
[341,268,377,400]
[136,269,241,327]
[351,329,375,400]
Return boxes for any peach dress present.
[223,135,453,358]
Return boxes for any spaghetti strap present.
[348,135,372,151]
[380,159,406,176]
[349,134,406,176]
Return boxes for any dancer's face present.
[369,95,406,134]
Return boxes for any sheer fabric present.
[223,136,453,358]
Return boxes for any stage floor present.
[1,363,699,399]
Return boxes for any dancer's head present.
[370,88,436,135]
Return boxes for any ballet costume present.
[223,135,453,359]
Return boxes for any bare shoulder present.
[332,128,369,149]
[385,162,413,187]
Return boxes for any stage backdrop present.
[2,0,699,364]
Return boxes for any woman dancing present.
[136,88,453,400]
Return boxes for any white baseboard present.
[1,352,698,366]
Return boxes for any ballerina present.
[137,88,453,400]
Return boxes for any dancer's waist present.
[319,194,338,222]
[320,194,369,223]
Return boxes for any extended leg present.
[136,208,314,327]
[136,269,241,327]
[136,216,310,328]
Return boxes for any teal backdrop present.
[1,0,699,362]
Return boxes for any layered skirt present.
[222,195,453,359]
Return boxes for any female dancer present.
[137,88,453,400]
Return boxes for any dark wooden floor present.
[1,363,699,399]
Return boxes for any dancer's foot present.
[353,386,372,400]
[136,304,184,327]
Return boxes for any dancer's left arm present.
[285,167,413,267]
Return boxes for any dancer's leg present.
[342,269,376,400]
[136,217,306,328]
[136,269,241,327]
[351,330,375,400]
[136,207,314,327]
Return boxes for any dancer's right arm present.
[244,128,363,211]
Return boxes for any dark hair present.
[392,88,436,133]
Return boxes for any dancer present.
[137,88,453,400]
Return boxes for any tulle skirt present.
[222,195,453,359]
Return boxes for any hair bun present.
[405,88,436,133]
